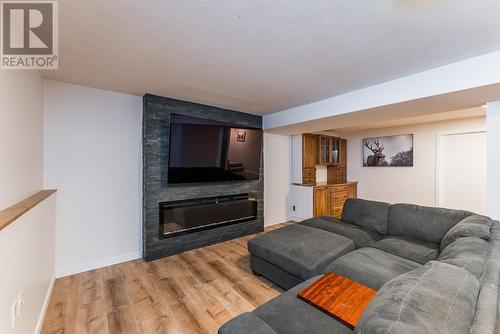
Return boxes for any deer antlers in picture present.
[364,139,386,166]
[364,139,384,153]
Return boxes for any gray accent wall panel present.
[142,94,264,261]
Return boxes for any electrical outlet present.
[293,205,296,211]
[17,291,24,316]
[11,300,17,328]
[10,291,24,328]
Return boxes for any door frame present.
[435,129,486,208]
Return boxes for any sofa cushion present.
[254,275,354,334]
[388,203,472,244]
[218,312,277,334]
[355,261,480,334]
[248,224,355,280]
[438,237,489,278]
[440,215,493,251]
[324,247,421,290]
[370,236,439,264]
[342,198,391,235]
[250,255,303,290]
[299,216,383,248]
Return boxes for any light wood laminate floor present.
[41,223,291,334]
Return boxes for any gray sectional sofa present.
[219,198,500,334]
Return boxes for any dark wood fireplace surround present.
[142,94,264,261]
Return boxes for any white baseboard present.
[55,251,141,278]
[264,219,284,227]
[289,215,308,222]
[35,275,55,334]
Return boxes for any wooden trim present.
[0,190,57,232]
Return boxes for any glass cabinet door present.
[331,138,339,164]
[320,136,329,164]
[318,135,341,165]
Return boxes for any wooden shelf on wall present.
[0,190,57,232]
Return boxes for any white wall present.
[43,80,142,277]
[263,133,291,226]
[0,197,55,334]
[0,71,55,334]
[343,116,486,207]
[0,72,43,208]
[487,102,500,220]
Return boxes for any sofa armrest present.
[219,312,277,334]
[440,215,494,251]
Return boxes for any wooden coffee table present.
[297,273,377,329]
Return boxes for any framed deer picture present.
[362,134,413,167]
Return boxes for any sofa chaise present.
[219,198,500,334]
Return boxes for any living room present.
[1,1,500,334]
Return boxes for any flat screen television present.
[167,113,262,184]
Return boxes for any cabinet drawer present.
[303,176,315,185]
[331,205,343,218]
[332,191,348,203]
[331,184,349,192]
[303,169,316,177]
[302,168,315,184]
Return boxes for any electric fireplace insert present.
[159,193,258,238]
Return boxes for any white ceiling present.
[335,107,485,133]
[44,0,500,115]
[313,105,485,136]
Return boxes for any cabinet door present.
[318,135,329,165]
[318,136,342,165]
[302,134,317,169]
[313,187,330,217]
[331,137,340,164]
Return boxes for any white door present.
[437,131,487,215]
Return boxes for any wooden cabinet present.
[294,133,355,220]
[313,182,358,219]
[293,133,348,186]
